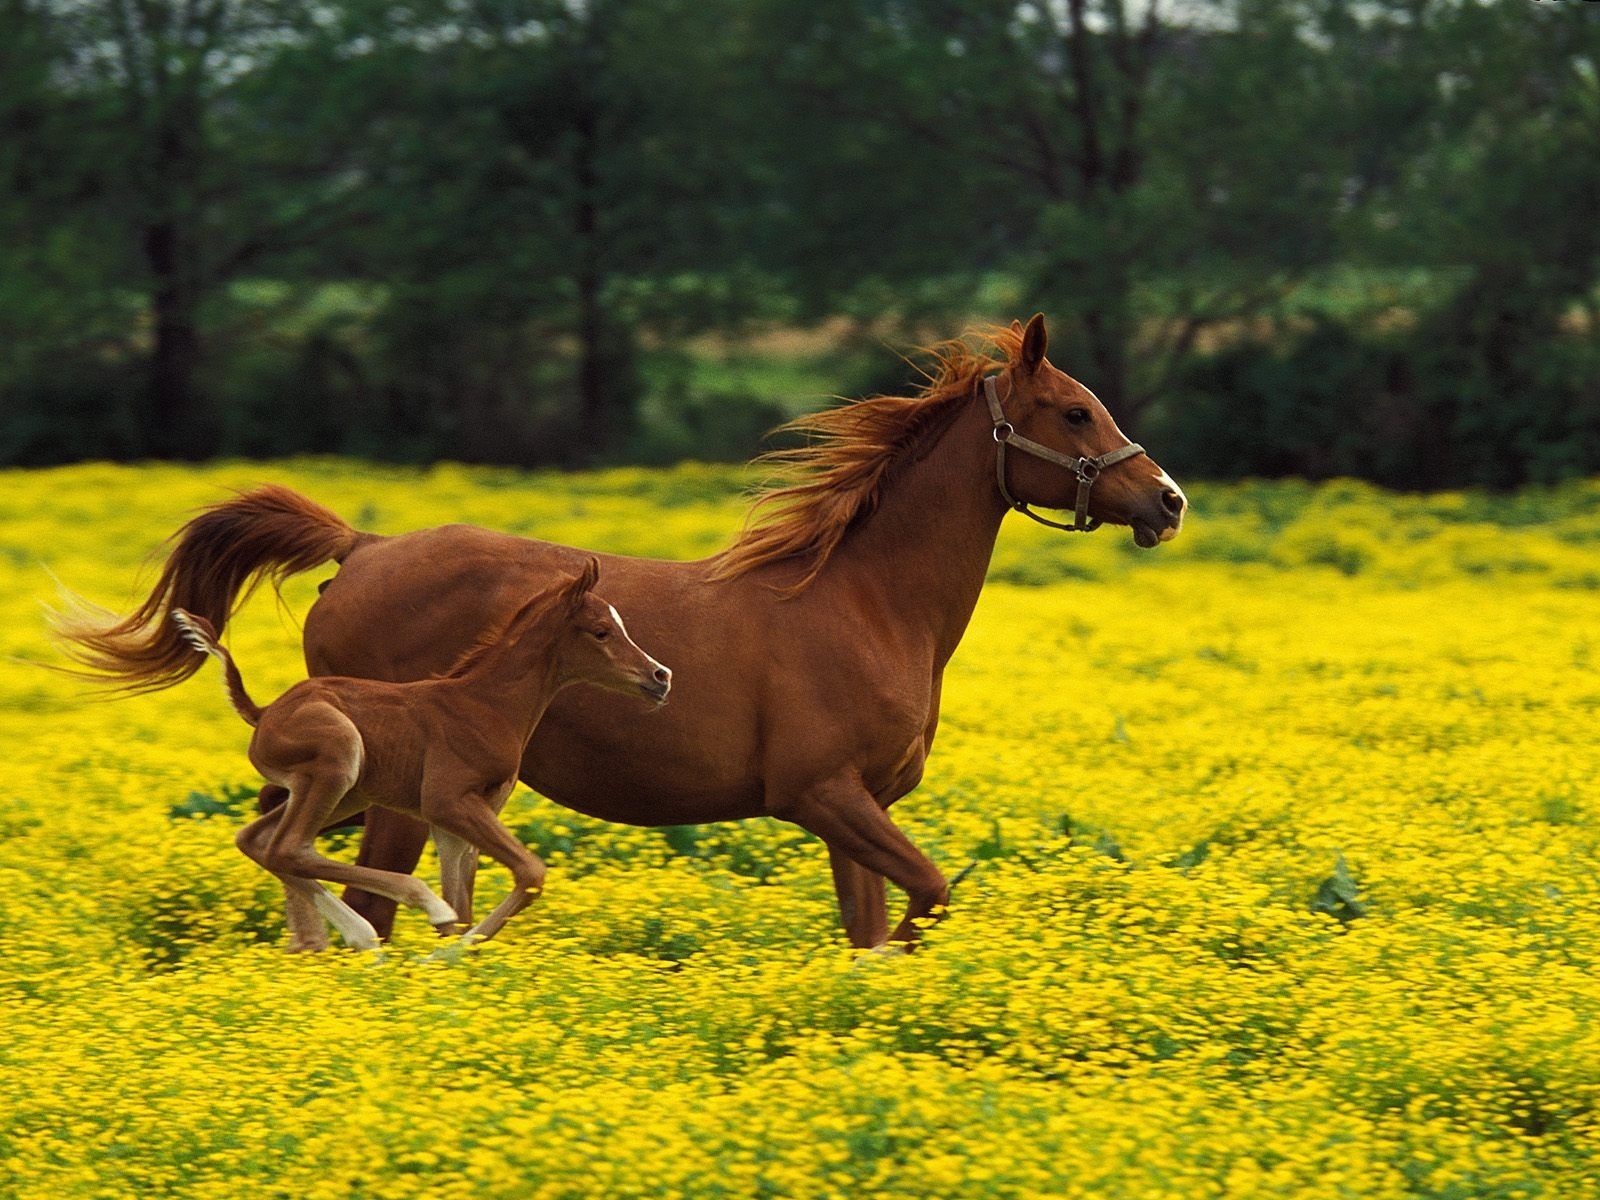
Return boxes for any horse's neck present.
[453,641,559,735]
[830,390,1009,668]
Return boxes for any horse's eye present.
[1065,408,1091,426]
[591,627,610,641]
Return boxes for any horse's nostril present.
[654,666,671,685]
[1160,489,1185,517]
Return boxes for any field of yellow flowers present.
[2,460,1598,1199]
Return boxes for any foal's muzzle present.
[640,664,672,705]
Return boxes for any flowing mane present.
[437,591,552,679]
[709,325,1024,592]
[440,558,597,678]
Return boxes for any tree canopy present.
[3,0,1597,485]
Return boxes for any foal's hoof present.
[420,937,478,966]
[848,942,909,971]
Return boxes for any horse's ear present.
[1020,313,1047,373]
[1009,318,1025,335]
[561,557,601,613]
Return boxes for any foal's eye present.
[591,627,610,641]
[1065,408,1091,426]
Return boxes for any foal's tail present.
[50,486,365,694]
[171,610,262,725]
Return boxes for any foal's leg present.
[432,829,478,933]
[253,784,341,951]
[424,794,547,945]
[282,880,330,952]
[236,806,380,951]
[781,771,948,948]
[268,778,414,943]
[342,809,432,942]
[265,775,458,931]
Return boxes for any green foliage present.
[1,0,1596,485]
[166,785,257,823]
[1312,854,1368,926]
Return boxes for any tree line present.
[2,0,1597,486]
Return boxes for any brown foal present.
[172,559,670,951]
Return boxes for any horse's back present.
[303,523,773,824]
[307,524,577,680]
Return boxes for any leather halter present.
[983,375,1147,532]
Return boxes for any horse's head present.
[996,314,1185,547]
[552,557,673,705]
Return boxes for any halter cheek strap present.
[983,375,1146,533]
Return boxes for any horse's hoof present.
[420,940,470,966]
[848,942,909,971]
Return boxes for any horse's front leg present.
[423,785,546,946]
[433,829,479,934]
[827,739,931,947]
[781,771,947,949]
[828,851,888,949]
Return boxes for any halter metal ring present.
[981,372,1146,535]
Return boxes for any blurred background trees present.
[2,0,1597,485]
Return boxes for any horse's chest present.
[826,656,938,771]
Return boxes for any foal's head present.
[998,314,1186,547]
[544,558,672,705]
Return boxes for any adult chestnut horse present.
[61,316,1186,947]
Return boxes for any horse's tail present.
[171,610,262,726]
[51,485,365,694]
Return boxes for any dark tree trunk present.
[143,219,203,458]
[1083,306,1132,424]
[574,117,607,453]
[138,74,209,459]
[1049,0,1158,433]
[567,7,634,463]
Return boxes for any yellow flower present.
[1,463,1598,1198]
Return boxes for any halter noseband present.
[983,375,1146,533]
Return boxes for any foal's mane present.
[438,591,554,679]
[710,325,1024,592]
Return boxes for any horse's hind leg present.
[266,773,458,931]
[282,880,329,952]
[255,782,380,950]
[237,806,376,951]
[828,850,889,950]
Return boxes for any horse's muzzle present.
[639,667,672,706]
[1130,485,1186,548]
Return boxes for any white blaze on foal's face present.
[562,587,671,704]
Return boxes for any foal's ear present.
[561,556,601,612]
[1020,313,1047,373]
